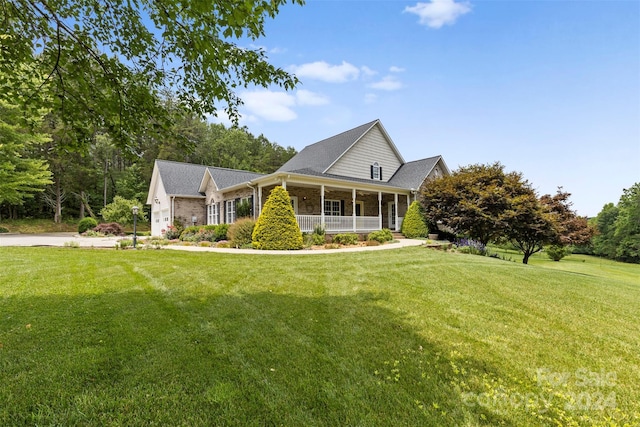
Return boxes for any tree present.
[592,203,619,258]
[421,162,531,245]
[540,188,594,248]
[591,183,640,263]
[505,192,559,265]
[100,196,147,226]
[401,201,428,238]
[613,183,640,263]
[252,186,303,250]
[2,0,303,150]
[0,100,52,207]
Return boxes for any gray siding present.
[326,125,402,181]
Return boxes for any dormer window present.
[371,162,382,180]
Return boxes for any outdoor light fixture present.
[132,206,139,248]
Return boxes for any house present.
[146,119,450,237]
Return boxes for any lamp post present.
[132,205,139,248]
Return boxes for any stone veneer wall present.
[174,197,206,227]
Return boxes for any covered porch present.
[257,178,412,234]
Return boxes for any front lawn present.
[1,247,638,425]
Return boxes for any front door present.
[388,202,396,229]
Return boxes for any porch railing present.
[296,215,382,233]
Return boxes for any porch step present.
[392,232,405,239]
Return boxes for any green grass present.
[1,247,638,426]
[0,218,78,233]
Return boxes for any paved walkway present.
[0,232,426,253]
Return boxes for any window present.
[324,199,341,216]
[371,162,382,180]
[207,203,219,225]
[226,200,236,223]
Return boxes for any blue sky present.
[213,0,639,217]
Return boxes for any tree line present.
[0,97,296,221]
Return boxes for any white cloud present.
[361,66,378,77]
[390,66,406,73]
[240,89,330,122]
[290,61,360,83]
[369,76,403,91]
[404,0,471,29]
[241,91,297,122]
[364,93,378,104]
[296,89,330,106]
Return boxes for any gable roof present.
[203,166,264,191]
[278,119,404,174]
[387,156,443,189]
[154,160,209,197]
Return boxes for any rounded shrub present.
[252,186,303,250]
[401,201,428,238]
[228,218,256,248]
[332,233,359,245]
[78,217,98,234]
[368,228,393,243]
[546,244,570,262]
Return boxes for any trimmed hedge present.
[368,228,393,243]
[252,186,303,250]
[401,201,428,238]
[78,217,98,234]
[332,233,359,245]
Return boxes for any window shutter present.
[223,201,227,223]
[249,195,254,216]
[340,200,345,216]
[370,165,374,179]
[379,167,383,180]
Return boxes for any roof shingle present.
[278,120,378,174]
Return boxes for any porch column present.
[406,194,411,210]
[394,193,399,231]
[378,192,382,230]
[352,188,357,232]
[257,185,262,217]
[321,184,325,228]
[282,179,286,190]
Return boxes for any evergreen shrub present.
[367,228,393,243]
[252,186,303,250]
[401,201,428,238]
[332,233,359,245]
[78,217,98,234]
[546,245,570,261]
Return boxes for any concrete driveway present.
[0,232,121,248]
